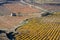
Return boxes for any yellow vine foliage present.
[15,12,60,40]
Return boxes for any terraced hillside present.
[15,12,60,40]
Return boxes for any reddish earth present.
[42,5,60,11]
[4,3,40,14]
[0,16,28,31]
[0,3,40,31]
[0,15,38,31]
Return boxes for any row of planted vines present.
[15,12,60,40]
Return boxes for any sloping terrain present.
[0,0,60,40]
[0,1,40,16]
[0,0,20,16]
[0,1,40,31]
[0,6,11,16]
[4,3,40,14]
[41,4,60,12]
[24,0,60,12]
[15,12,60,40]
[33,0,60,3]
[0,16,26,31]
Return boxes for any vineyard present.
[15,12,60,40]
